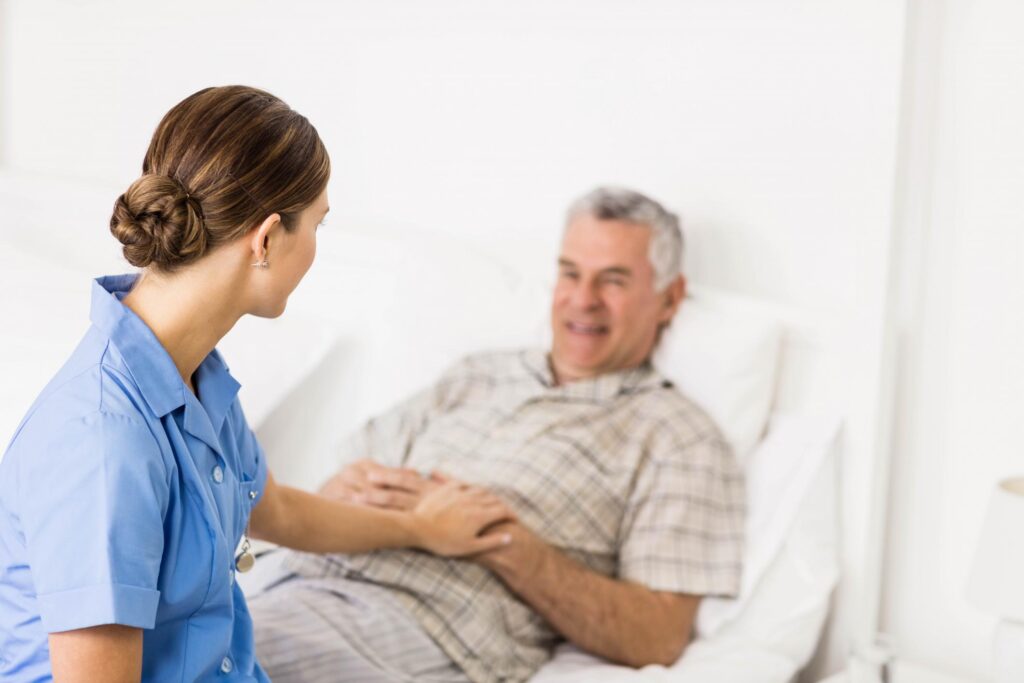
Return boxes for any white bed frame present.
[744,291,888,681]
[249,255,886,682]
[0,167,893,681]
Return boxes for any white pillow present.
[282,223,538,427]
[277,221,783,466]
[217,313,342,430]
[531,415,840,683]
[0,244,95,452]
[654,289,784,460]
[696,412,841,637]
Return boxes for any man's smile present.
[565,321,609,335]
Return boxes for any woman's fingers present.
[447,483,511,510]
[472,501,516,528]
[359,487,419,510]
[338,469,365,486]
[319,476,360,501]
[482,500,514,517]
[322,467,423,510]
[467,531,513,555]
[366,465,429,493]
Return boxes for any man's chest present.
[406,396,649,555]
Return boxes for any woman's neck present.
[122,263,244,393]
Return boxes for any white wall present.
[0,0,905,313]
[882,0,1024,678]
[17,1,1011,678]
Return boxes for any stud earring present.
[251,260,269,269]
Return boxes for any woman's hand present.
[409,480,516,557]
[319,459,442,511]
[254,471,512,557]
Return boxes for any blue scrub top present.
[0,274,271,682]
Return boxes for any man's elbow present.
[653,635,689,667]
[624,633,689,668]
[628,592,698,667]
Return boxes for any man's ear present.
[249,213,283,262]
[658,274,686,324]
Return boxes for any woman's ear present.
[249,213,282,266]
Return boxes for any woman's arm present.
[49,625,142,682]
[249,472,513,557]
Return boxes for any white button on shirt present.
[212,465,224,484]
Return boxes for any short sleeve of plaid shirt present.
[616,403,745,598]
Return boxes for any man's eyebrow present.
[557,259,633,277]
[599,267,632,277]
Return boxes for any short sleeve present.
[17,411,169,633]
[618,433,745,597]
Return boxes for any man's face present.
[549,214,682,383]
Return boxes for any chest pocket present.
[214,412,264,542]
[236,477,260,538]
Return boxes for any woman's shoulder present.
[7,329,163,460]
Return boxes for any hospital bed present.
[0,170,852,682]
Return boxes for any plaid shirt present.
[284,349,744,683]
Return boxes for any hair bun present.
[109,174,208,269]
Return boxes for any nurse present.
[0,85,514,682]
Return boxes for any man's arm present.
[324,465,702,666]
[475,521,699,668]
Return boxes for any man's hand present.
[471,520,545,579]
[252,471,514,558]
[319,459,442,510]
[317,461,515,556]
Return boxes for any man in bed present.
[248,186,745,683]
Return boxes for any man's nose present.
[569,282,602,310]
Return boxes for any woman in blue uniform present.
[0,85,514,682]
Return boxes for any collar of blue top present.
[90,274,242,446]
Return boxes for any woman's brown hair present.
[110,85,330,271]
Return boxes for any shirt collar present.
[520,349,667,402]
[90,275,241,439]
[189,348,241,444]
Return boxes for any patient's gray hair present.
[566,186,683,291]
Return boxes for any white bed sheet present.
[240,440,837,683]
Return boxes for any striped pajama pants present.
[249,572,471,683]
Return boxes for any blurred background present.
[0,1,1021,680]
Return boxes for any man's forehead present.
[560,217,652,267]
